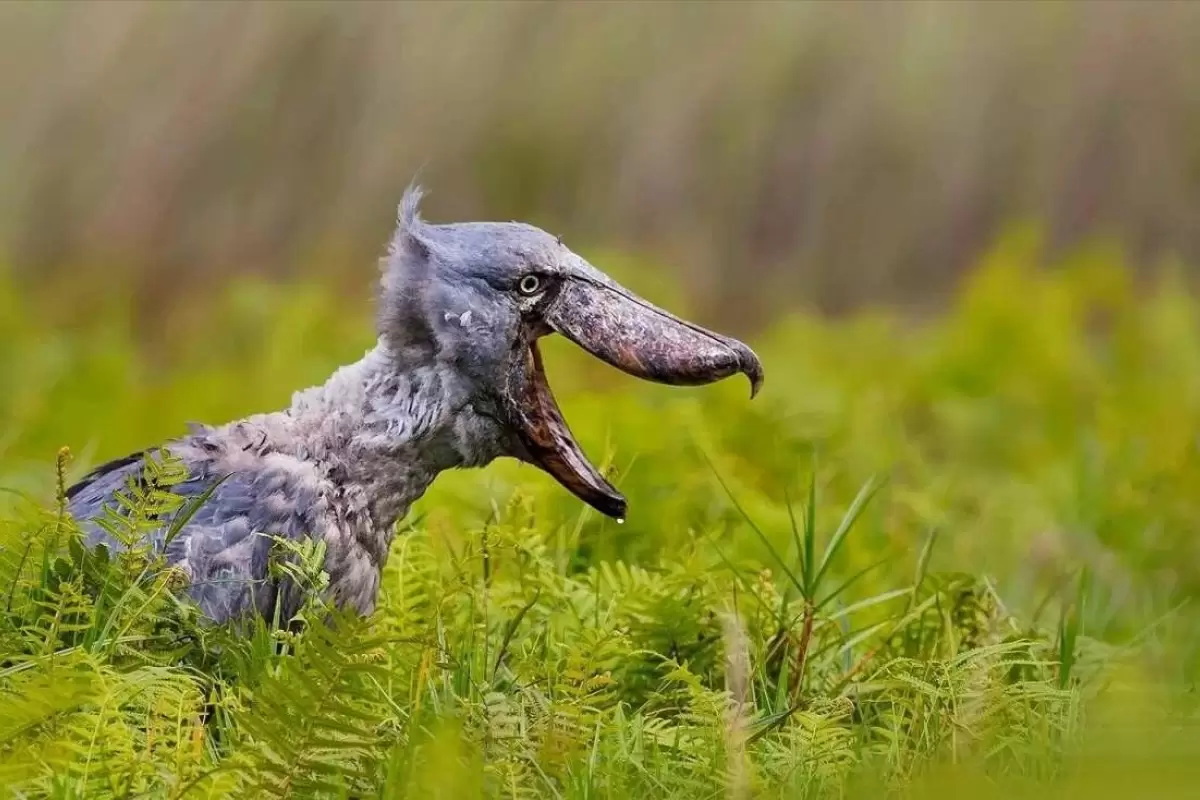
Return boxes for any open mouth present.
[506,277,763,520]
[511,338,627,518]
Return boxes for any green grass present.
[2,230,1200,797]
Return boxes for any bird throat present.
[286,346,507,536]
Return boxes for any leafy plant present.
[2,236,1200,797]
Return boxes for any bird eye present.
[517,274,542,296]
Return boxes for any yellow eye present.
[518,274,542,296]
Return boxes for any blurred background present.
[5,0,1200,621]
[8,4,1200,793]
[3,1,1200,331]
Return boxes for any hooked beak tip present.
[733,343,765,399]
[748,369,764,399]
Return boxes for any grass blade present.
[164,473,232,547]
[815,556,894,611]
[813,474,883,589]
[803,464,817,596]
[701,449,804,597]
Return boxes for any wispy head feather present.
[387,182,430,263]
[398,182,425,231]
[380,182,435,358]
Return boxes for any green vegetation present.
[3,232,1200,797]
[6,2,1200,322]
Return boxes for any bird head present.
[379,186,763,520]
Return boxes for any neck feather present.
[282,343,503,532]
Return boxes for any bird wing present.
[66,448,319,624]
[65,448,150,505]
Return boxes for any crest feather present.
[398,183,425,230]
[380,182,436,352]
[388,182,429,260]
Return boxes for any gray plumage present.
[66,185,764,626]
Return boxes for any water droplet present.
[616,518,625,525]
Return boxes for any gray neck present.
[281,343,505,533]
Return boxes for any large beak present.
[545,279,764,398]
[506,276,764,520]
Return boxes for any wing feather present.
[66,448,319,624]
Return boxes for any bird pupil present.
[521,276,540,294]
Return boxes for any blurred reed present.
[2,1,1199,331]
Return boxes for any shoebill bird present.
[65,186,764,625]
